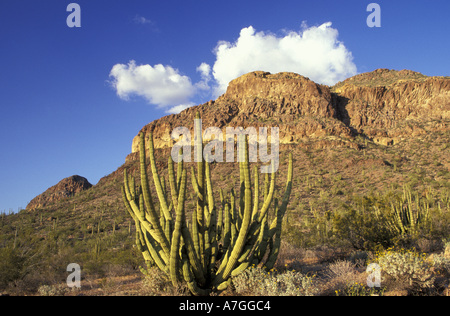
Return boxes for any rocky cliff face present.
[332,69,450,145]
[129,69,450,155]
[27,175,92,210]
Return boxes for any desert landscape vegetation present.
[1,69,449,296]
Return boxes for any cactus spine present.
[122,113,293,295]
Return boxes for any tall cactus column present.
[122,113,293,295]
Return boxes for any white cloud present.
[210,22,357,96]
[195,62,212,91]
[133,15,159,32]
[109,60,195,108]
[109,22,357,112]
[133,15,153,25]
[197,62,211,79]
[166,103,195,114]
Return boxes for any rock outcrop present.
[128,68,449,156]
[130,71,352,155]
[27,175,92,210]
[332,69,450,144]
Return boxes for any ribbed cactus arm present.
[123,172,158,244]
[255,212,269,262]
[214,138,253,285]
[122,170,140,217]
[138,132,171,257]
[147,132,172,222]
[190,166,204,200]
[277,153,293,219]
[265,153,293,270]
[264,200,282,270]
[169,169,187,286]
[168,156,179,212]
[252,165,259,221]
[268,153,293,233]
[178,199,206,286]
[222,203,231,251]
[181,245,210,296]
[205,160,215,215]
[257,168,276,223]
[138,132,154,216]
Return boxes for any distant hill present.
[27,175,92,211]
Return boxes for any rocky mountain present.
[25,68,450,210]
[332,69,450,145]
[129,69,450,157]
[27,175,92,210]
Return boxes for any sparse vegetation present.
[232,265,318,296]
[372,247,435,293]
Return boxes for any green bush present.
[0,248,26,289]
[431,254,450,277]
[37,284,68,296]
[335,282,385,296]
[232,266,318,296]
[263,269,318,296]
[373,248,435,289]
[232,265,267,295]
[332,195,395,250]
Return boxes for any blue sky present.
[0,0,449,212]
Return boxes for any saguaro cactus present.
[122,114,293,295]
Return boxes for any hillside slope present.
[130,69,449,155]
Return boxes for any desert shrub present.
[431,255,450,277]
[0,248,27,289]
[141,267,183,296]
[444,240,450,258]
[232,266,318,296]
[373,248,435,290]
[335,282,385,296]
[431,242,450,277]
[232,266,267,295]
[274,241,304,271]
[347,251,369,267]
[37,284,67,296]
[325,260,357,279]
[264,270,317,296]
[332,195,395,250]
[415,238,443,253]
[323,259,368,296]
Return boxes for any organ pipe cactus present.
[122,113,293,295]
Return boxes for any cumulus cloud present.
[109,22,357,112]
[165,103,195,114]
[195,62,212,91]
[210,22,357,96]
[109,60,195,108]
